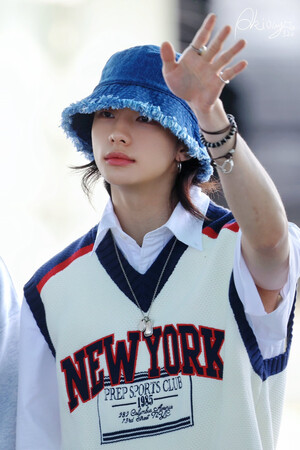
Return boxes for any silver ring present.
[190,44,207,56]
[218,72,230,84]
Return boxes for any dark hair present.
[73,158,219,221]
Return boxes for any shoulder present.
[202,201,239,239]
[24,225,98,295]
[23,225,98,357]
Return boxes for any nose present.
[109,133,127,145]
[109,118,131,146]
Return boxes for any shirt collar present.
[92,187,210,253]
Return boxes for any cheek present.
[91,146,105,178]
[92,151,104,175]
[91,129,105,162]
[91,121,106,146]
[91,126,99,149]
[151,139,178,164]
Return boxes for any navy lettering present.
[200,326,225,379]
[163,325,181,375]
[60,324,225,413]
[85,339,104,398]
[178,324,204,376]
[103,331,141,385]
[60,348,90,413]
[143,327,162,378]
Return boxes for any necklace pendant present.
[138,317,153,337]
[114,235,178,341]
[138,318,147,332]
[144,321,153,337]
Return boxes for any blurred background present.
[0,0,299,447]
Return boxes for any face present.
[91,108,187,193]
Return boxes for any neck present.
[111,183,177,246]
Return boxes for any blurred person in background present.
[0,257,19,450]
[16,13,300,450]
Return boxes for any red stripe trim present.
[202,227,218,239]
[37,243,94,293]
[223,222,239,233]
[203,221,239,239]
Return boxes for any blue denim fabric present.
[61,45,213,182]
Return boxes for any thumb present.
[160,41,177,74]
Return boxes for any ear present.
[175,145,191,162]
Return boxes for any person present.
[16,13,300,450]
[0,257,19,450]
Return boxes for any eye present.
[137,115,153,123]
[96,110,114,118]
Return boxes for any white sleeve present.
[16,299,61,449]
[0,258,19,450]
[233,223,300,360]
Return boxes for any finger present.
[160,41,177,74]
[191,13,217,48]
[218,60,248,83]
[205,25,231,62]
[213,39,246,72]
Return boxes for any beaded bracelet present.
[200,114,237,148]
[208,132,238,174]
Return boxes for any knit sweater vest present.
[24,203,296,450]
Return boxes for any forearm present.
[193,101,290,292]
[194,101,288,247]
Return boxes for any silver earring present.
[177,162,182,173]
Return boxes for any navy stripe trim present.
[102,417,193,443]
[25,225,97,290]
[203,201,234,233]
[23,225,98,358]
[25,284,56,357]
[229,273,297,381]
[96,230,188,312]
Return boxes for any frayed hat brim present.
[61,83,213,182]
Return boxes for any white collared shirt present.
[93,187,209,274]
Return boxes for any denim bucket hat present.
[61,45,213,182]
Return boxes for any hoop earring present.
[177,162,182,174]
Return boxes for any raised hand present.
[160,13,247,115]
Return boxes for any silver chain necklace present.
[112,234,178,337]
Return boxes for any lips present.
[104,152,135,166]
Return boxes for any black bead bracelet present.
[200,114,237,148]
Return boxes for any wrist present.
[191,99,229,132]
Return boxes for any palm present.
[162,49,224,110]
[160,14,247,114]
